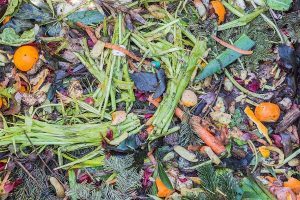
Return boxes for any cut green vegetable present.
[195,34,255,81]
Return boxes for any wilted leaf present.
[280,133,292,156]
[210,111,232,125]
[153,69,166,99]
[131,69,166,98]
[0,27,37,46]
[67,10,104,25]
[147,5,166,19]
[278,44,296,70]
[15,3,51,22]
[267,0,292,11]
[130,72,158,92]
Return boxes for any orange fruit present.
[254,102,280,122]
[13,45,39,72]
[0,98,2,109]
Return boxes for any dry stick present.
[14,160,40,187]
[211,35,253,55]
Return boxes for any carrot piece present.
[211,0,226,24]
[2,16,11,25]
[148,96,186,121]
[155,177,174,198]
[190,116,226,155]
[211,35,253,55]
[244,106,272,145]
[148,96,225,155]
[284,178,300,194]
[146,125,154,134]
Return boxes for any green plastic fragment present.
[195,34,255,81]
[151,60,161,69]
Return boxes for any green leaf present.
[218,8,266,31]
[0,27,37,46]
[195,34,255,81]
[67,10,104,25]
[157,162,173,190]
[267,0,292,11]
[241,177,276,200]
[0,0,21,23]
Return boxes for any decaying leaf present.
[210,111,232,125]
[30,69,49,93]
[68,80,83,99]
[22,91,47,106]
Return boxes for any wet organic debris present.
[0,0,300,199]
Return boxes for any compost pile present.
[0,0,300,199]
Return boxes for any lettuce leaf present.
[0,27,36,46]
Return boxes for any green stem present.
[224,69,273,100]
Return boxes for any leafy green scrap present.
[267,0,292,11]
[0,27,36,46]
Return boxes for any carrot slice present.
[244,106,272,145]
[155,177,174,198]
[211,0,226,24]
[284,178,300,194]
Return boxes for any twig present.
[14,160,40,187]
[23,131,63,185]
[211,35,253,55]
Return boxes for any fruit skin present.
[13,45,39,72]
[254,102,281,122]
